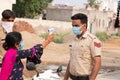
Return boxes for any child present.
[0,31,54,80]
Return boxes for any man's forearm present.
[64,63,70,80]
[90,56,101,80]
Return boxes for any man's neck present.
[76,30,87,39]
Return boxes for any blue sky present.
[52,0,119,8]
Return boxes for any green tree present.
[87,0,101,10]
[13,0,25,17]
[88,0,96,7]
[13,0,52,18]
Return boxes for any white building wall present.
[99,0,117,12]
[0,0,16,18]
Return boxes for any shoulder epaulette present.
[88,33,96,40]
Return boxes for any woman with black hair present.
[0,31,54,80]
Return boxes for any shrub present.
[54,33,63,43]
[111,33,120,37]
[95,32,108,41]
[40,33,48,39]
[40,32,70,43]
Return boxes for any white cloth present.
[1,22,14,33]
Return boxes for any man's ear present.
[83,24,87,29]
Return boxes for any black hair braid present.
[3,42,9,50]
[2,32,22,50]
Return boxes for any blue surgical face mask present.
[72,26,83,35]
[19,41,24,50]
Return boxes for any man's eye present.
[7,20,14,22]
[73,25,79,27]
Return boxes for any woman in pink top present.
[0,32,54,80]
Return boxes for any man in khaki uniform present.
[64,13,101,80]
[0,9,15,56]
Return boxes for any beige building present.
[99,0,118,12]
[46,6,116,33]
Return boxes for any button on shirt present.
[69,31,101,76]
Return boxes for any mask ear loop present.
[79,24,87,35]
[79,24,84,30]
[84,24,87,29]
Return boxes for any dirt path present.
[23,38,120,80]
[1,31,120,79]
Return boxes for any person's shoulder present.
[87,32,101,42]
[87,32,96,39]
[7,49,17,54]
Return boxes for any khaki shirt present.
[69,31,101,76]
[0,22,6,56]
[0,23,6,40]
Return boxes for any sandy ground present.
[14,19,120,79]
[1,31,120,80]
[20,31,120,80]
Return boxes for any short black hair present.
[3,32,22,50]
[71,13,88,24]
[2,9,15,19]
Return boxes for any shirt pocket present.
[79,44,91,59]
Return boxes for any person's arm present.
[17,34,54,59]
[42,34,54,49]
[89,56,101,80]
[90,36,101,80]
[64,62,70,80]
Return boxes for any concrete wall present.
[46,6,73,21]
[46,6,116,33]
[16,18,72,31]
